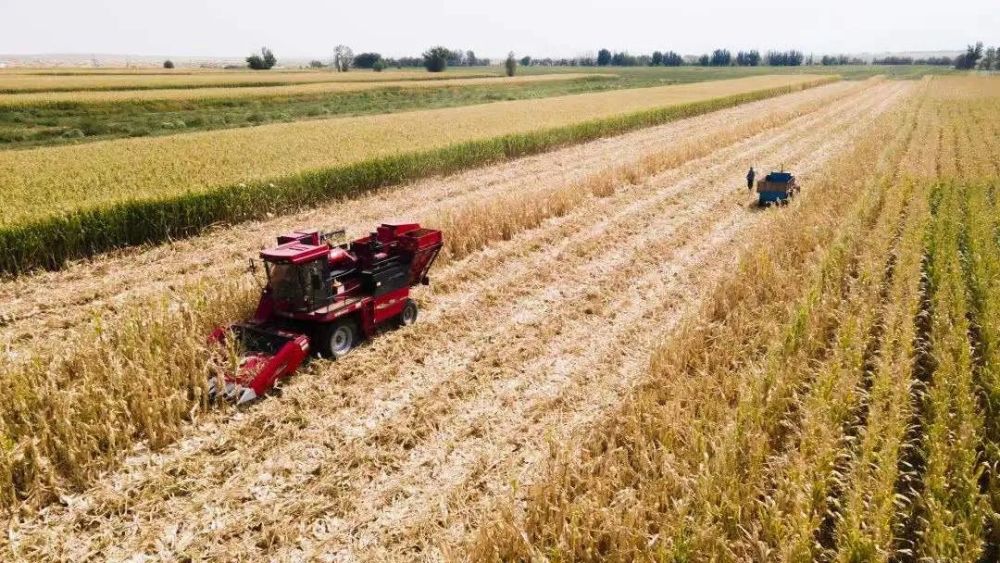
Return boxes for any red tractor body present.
[210,222,442,403]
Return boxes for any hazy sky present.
[1,0,996,59]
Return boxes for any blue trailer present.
[756,171,800,206]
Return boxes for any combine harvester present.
[756,170,800,206]
[210,223,443,404]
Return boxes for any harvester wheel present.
[319,320,357,359]
[399,299,418,327]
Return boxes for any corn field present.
[0,75,996,561]
[473,76,1000,561]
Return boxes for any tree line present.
[952,42,999,70]
[163,42,1000,72]
[310,46,492,72]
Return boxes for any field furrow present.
[1,81,907,561]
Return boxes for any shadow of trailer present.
[756,171,800,206]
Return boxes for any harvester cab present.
[209,223,442,404]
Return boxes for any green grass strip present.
[0,77,836,276]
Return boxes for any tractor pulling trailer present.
[756,170,800,206]
[210,222,443,404]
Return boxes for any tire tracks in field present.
[2,82,907,561]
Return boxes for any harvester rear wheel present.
[319,320,357,359]
[399,299,418,327]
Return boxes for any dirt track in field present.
[2,80,912,561]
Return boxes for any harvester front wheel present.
[319,320,357,359]
[399,299,418,327]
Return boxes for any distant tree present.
[914,56,953,65]
[520,55,532,66]
[980,46,996,70]
[662,51,684,66]
[766,50,804,66]
[697,54,710,66]
[261,47,277,68]
[246,46,277,70]
[308,60,325,68]
[372,59,386,72]
[447,49,464,66]
[873,56,914,65]
[353,52,382,69]
[651,51,663,66]
[423,46,451,72]
[163,59,174,69]
[954,42,983,69]
[597,48,612,66]
[710,49,732,66]
[736,50,760,66]
[465,50,478,66]
[394,56,423,68]
[821,54,863,66]
[333,45,354,72]
[505,51,517,76]
[611,52,639,66]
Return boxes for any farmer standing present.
[746,167,756,190]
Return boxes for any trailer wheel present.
[319,320,357,359]
[399,299,418,327]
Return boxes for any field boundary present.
[0,77,836,276]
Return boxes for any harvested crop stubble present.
[0,73,604,106]
[0,79,898,558]
[0,74,831,274]
[0,69,495,93]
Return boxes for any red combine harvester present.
[209,223,443,404]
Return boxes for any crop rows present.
[960,180,1000,557]
[0,75,830,274]
[472,76,1000,561]
[830,179,928,560]
[0,69,494,93]
[0,73,601,106]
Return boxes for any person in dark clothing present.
[746,167,756,190]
